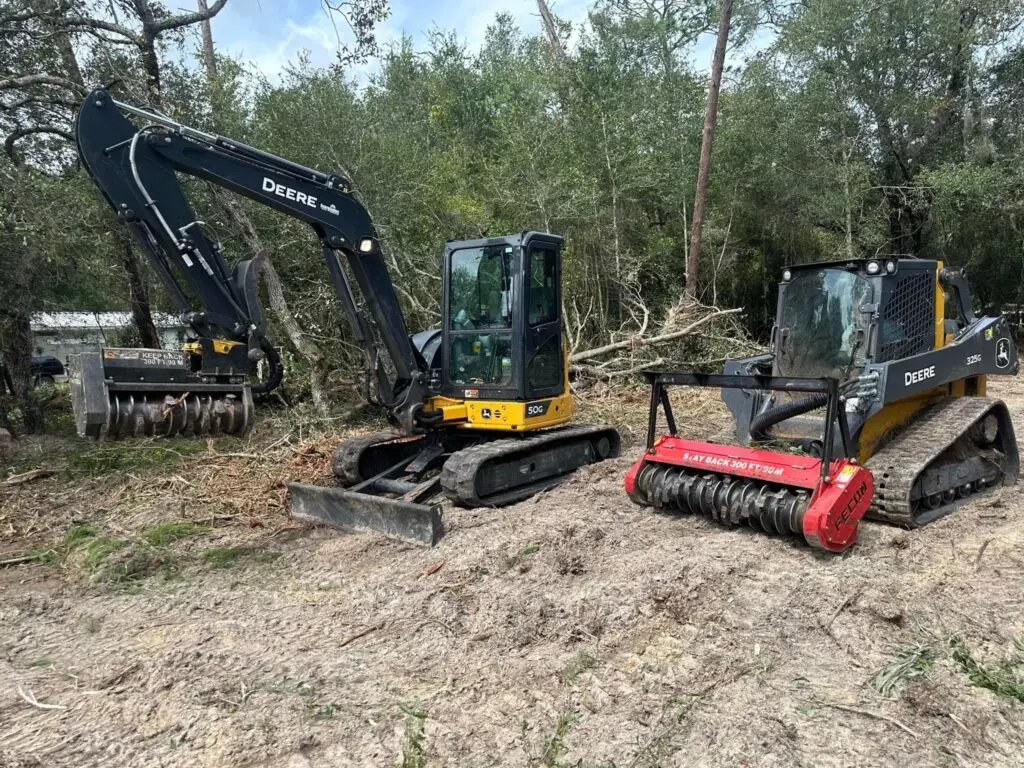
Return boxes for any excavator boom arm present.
[76,89,427,429]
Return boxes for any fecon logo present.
[838,481,869,526]
[262,177,317,209]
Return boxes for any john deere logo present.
[996,338,1012,369]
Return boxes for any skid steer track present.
[441,424,621,507]
[866,396,1019,527]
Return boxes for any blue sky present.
[211,0,589,79]
[209,0,721,81]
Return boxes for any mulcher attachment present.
[69,348,253,439]
[625,372,872,553]
[626,439,873,552]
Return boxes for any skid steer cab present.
[626,258,1020,552]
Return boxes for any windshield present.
[447,246,515,387]
[777,268,872,380]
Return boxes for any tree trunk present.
[197,0,218,78]
[119,232,161,347]
[214,191,330,413]
[261,258,330,414]
[687,0,734,300]
[1,313,43,434]
[192,17,328,412]
[536,0,565,61]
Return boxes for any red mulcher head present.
[625,372,874,553]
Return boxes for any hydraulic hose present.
[749,392,829,442]
[415,406,445,426]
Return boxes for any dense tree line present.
[2,0,1024,430]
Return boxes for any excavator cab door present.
[523,236,564,399]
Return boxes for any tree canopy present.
[3,0,1024,424]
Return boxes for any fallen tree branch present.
[17,686,66,711]
[817,701,918,738]
[0,554,38,567]
[3,468,56,486]
[568,307,743,362]
[572,358,666,382]
[338,621,384,649]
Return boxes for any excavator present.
[71,88,620,544]
[626,258,1020,552]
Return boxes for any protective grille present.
[878,273,935,362]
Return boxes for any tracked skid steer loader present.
[626,259,1020,552]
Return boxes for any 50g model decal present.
[526,401,550,418]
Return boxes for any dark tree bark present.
[687,0,733,300]
[0,301,43,434]
[119,232,161,348]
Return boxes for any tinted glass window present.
[528,335,562,390]
[449,246,514,330]
[528,247,557,326]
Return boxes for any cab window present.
[448,246,514,387]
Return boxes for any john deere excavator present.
[626,258,1020,552]
[72,89,620,544]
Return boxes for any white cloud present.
[214,0,596,84]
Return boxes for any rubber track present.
[440,424,620,507]
[865,397,1008,526]
[332,431,418,484]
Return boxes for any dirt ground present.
[2,382,1024,768]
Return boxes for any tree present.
[687,0,734,299]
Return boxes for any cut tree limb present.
[2,468,55,486]
[568,307,742,362]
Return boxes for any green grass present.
[201,546,282,568]
[562,651,599,684]
[141,521,212,547]
[951,636,1024,702]
[537,710,578,767]
[64,435,246,477]
[399,702,428,768]
[311,702,341,720]
[64,524,97,544]
[872,643,934,695]
[83,535,127,569]
[27,657,54,668]
[503,542,542,572]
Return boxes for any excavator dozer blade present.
[287,482,442,546]
[69,349,254,439]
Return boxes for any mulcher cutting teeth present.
[625,371,873,553]
[69,348,254,439]
[625,437,873,552]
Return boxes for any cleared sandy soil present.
[2,381,1024,767]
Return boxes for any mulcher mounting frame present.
[627,371,874,553]
[642,372,854,478]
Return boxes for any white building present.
[30,311,186,365]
